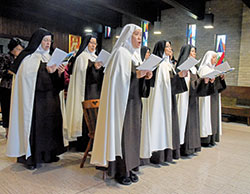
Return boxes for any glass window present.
[215,34,227,65]
[186,24,197,46]
[141,21,149,46]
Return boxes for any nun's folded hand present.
[136,70,147,79]
[46,64,57,74]
[178,70,188,78]
[94,62,103,70]
[8,70,15,75]
[145,71,153,80]
[204,77,210,84]
[58,64,65,77]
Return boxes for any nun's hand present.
[136,70,147,79]
[8,70,15,75]
[58,64,65,77]
[210,78,215,83]
[204,78,210,84]
[178,70,188,78]
[145,71,153,80]
[94,62,103,70]
[220,74,225,80]
[46,64,57,74]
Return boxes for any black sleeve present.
[149,68,157,87]
[170,72,188,95]
[50,70,65,92]
[214,77,227,93]
[139,78,151,98]
[86,61,104,85]
[194,78,215,97]
[0,54,12,78]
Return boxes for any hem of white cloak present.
[200,134,213,138]
[65,131,82,141]
[90,162,109,167]
[140,146,173,158]
[6,152,27,158]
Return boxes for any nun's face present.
[131,29,142,49]
[88,38,97,53]
[11,45,24,58]
[41,35,52,51]
[190,47,196,58]
[145,49,151,60]
[164,42,172,56]
[211,54,217,65]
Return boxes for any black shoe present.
[201,143,211,147]
[160,162,169,166]
[17,157,26,164]
[51,156,60,162]
[45,156,60,163]
[115,176,132,185]
[149,163,162,168]
[26,164,36,170]
[129,171,139,183]
[132,166,139,172]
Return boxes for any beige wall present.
[238,4,250,86]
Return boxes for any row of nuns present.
[4,24,226,185]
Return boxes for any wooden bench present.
[221,86,250,126]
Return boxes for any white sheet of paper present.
[177,57,200,71]
[214,61,231,72]
[136,54,162,71]
[47,48,68,67]
[202,70,221,79]
[95,49,111,67]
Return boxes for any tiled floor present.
[0,122,250,194]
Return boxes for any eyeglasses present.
[42,38,53,43]
[13,47,23,51]
[89,41,97,46]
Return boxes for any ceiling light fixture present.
[84,28,93,33]
[204,13,214,29]
[154,9,162,35]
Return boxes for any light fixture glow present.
[84,28,93,33]
[154,21,162,35]
[203,14,214,29]
[204,25,214,29]
[154,31,162,35]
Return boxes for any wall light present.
[204,13,214,29]
[154,9,162,35]
[84,28,93,33]
[115,27,122,39]
[154,21,162,34]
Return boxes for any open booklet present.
[95,49,111,67]
[201,61,235,79]
[136,54,162,71]
[47,48,74,67]
[177,57,200,71]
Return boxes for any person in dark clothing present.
[0,38,24,138]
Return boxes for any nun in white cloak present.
[66,35,104,151]
[6,28,66,169]
[140,40,187,166]
[90,24,152,185]
[198,51,226,146]
[176,45,214,156]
